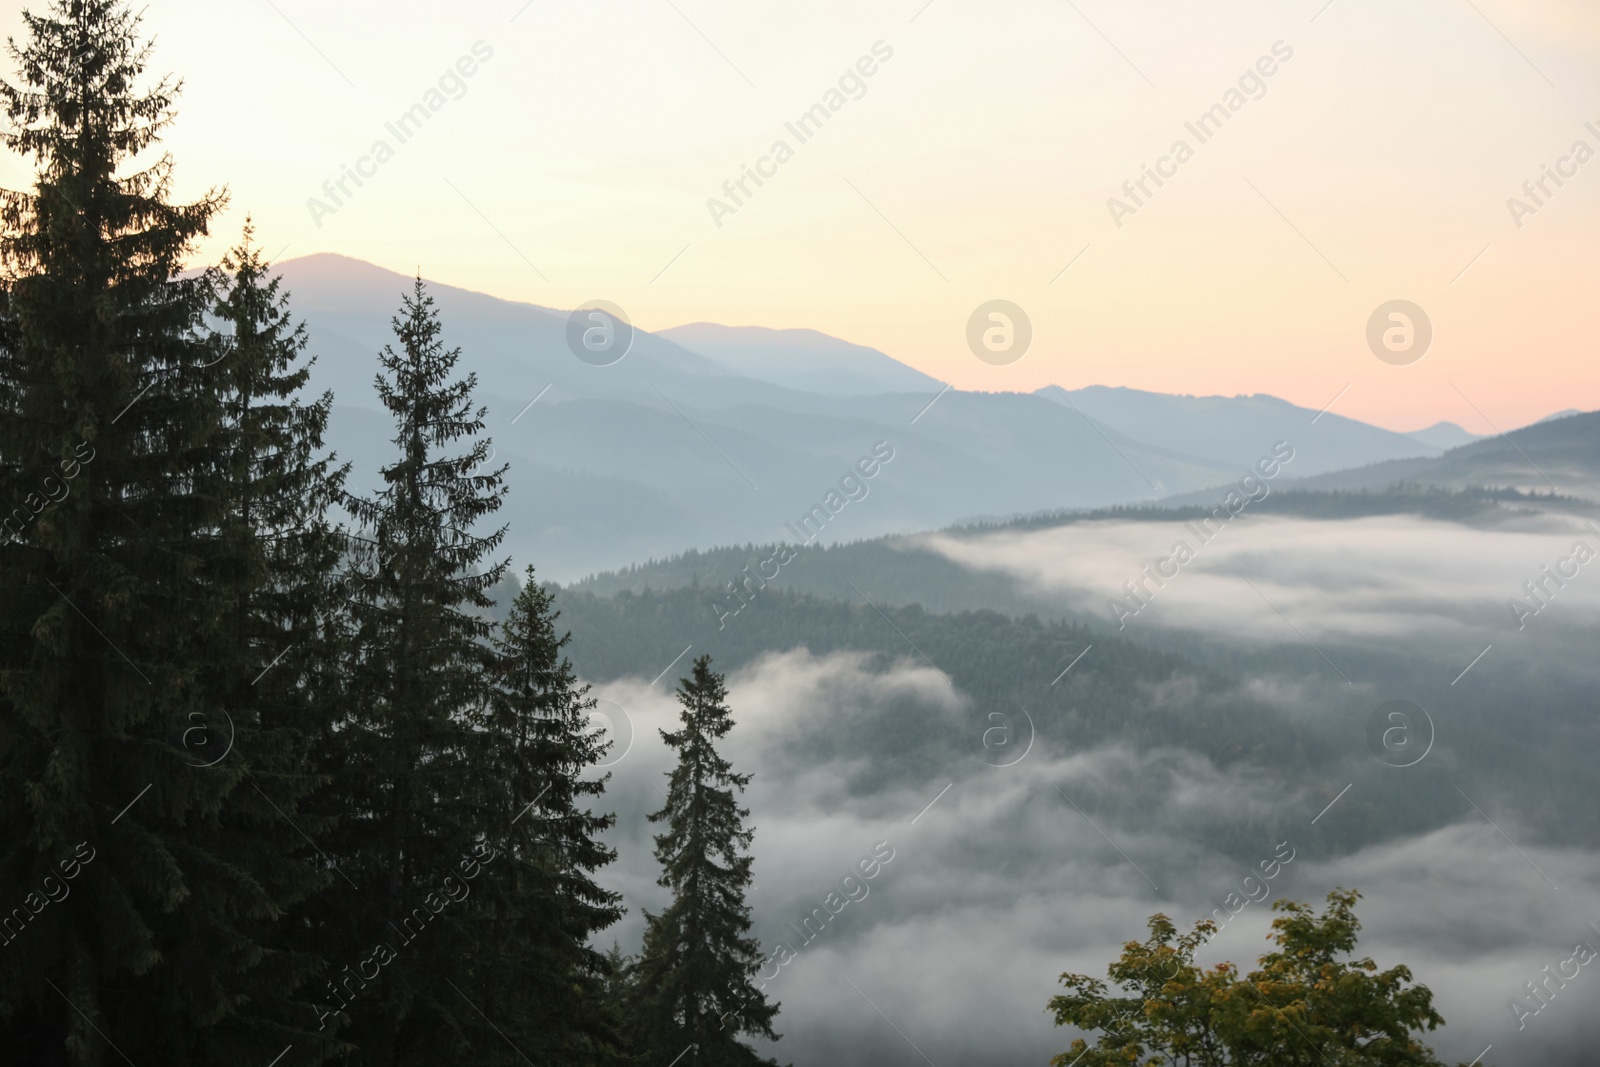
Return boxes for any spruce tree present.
[325,277,508,1065]
[212,219,348,683]
[478,567,625,1065]
[633,655,779,1067]
[207,222,352,1062]
[0,2,330,1061]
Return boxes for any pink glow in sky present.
[3,0,1597,430]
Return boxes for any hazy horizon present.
[266,250,1585,436]
[4,2,1597,1064]
[6,0,1598,430]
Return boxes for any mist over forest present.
[549,474,1600,1064]
[4,2,1599,1066]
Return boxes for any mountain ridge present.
[271,254,1550,578]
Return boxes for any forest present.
[0,4,774,1062]
[0,2,1560,1065]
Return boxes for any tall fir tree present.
[477,567,625,1065]
[633,655,779,1067]
[207,222,353,1062]
[0,2,332,1062]
[325,277,508,1065]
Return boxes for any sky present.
[5,8,1598,1062]
[3,0,1600,431]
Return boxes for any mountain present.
[552,484,1600,1067]
[1404,420,1480,450]
[265,256,1598,1067]
[1270,410,1600,500]
[1037,385,1450,475]
[273,254,1455,579]
[658,322,946,396]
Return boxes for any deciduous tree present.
[1049,889,1470,1067]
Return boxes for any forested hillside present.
[2,3,1592,1065]
[570,485,1591,615]
[552,579,1600,857]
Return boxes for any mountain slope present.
[274,254,1458,578]
[1404,421,1480,450]
[1268,410,1600,500]
[659,322,946,396]
[1039,385,1446,475]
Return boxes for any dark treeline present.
[0,3,775,1064]
[0,4,1551,1067]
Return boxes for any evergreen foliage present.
[631,655,779,1067]
[317,277,507,1064]
[482,567,625,1065]
[0,2,331,1061]
[208,221,351,1063]
[0,5,1494,1067]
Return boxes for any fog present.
[583,646,1600,1066]
[916,512,1600,675]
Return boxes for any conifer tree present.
[600,941,638,1059]
[323,277,508,1065]
[0,2,332,1061]
[207,222,352,1061]
[632,655,779,1067]
[476,567,625,1065]
[212,220,348,688]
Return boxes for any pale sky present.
[4,0,1600,430]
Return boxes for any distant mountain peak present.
[1403,421,1481,452]
[667,322,849,346]
[271,252,531,315]
[658,321,944,398]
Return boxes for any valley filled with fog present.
[555,491,1600,1065]
[8,4,1599,1063]
[268,254,1600,1066]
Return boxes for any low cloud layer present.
[917,513,1600,652]
[581,649,1600,1066]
